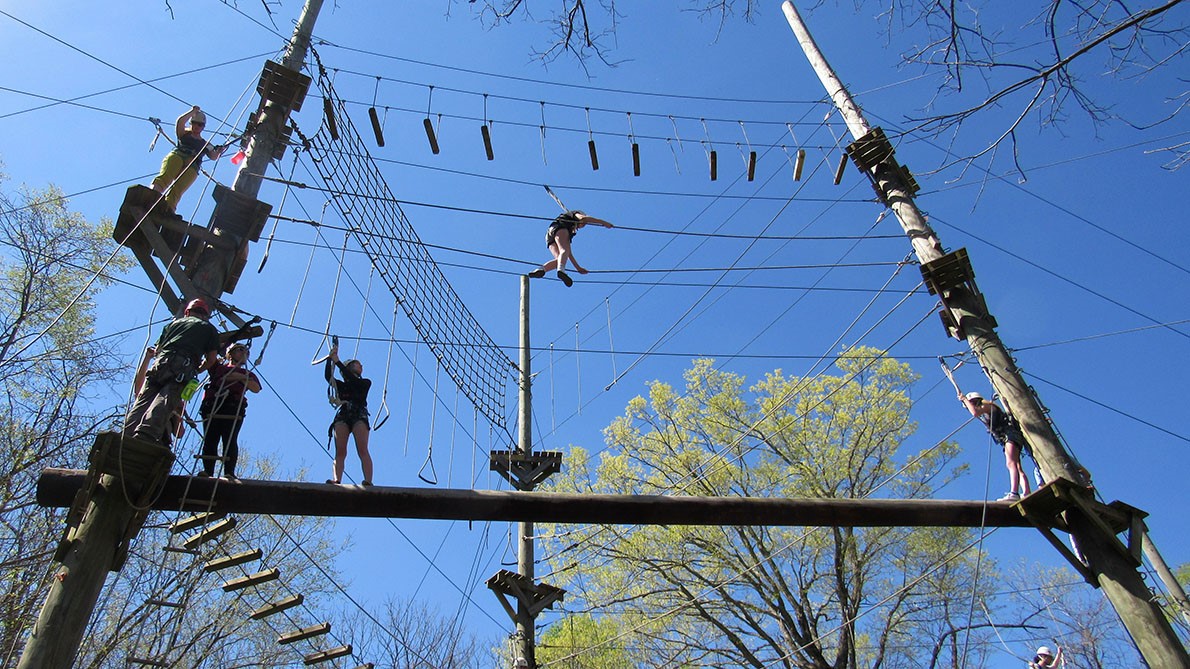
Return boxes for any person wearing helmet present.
[324,343,373,485]
[198,342,260,480]
[150,106,225,211]
[1029,645,1062,668]
[959,390,1033,502]
[123,298,221,446]
[527,209,613,287]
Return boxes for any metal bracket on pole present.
[490,450,563,491]
[486,569,565,621]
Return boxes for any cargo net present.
[302,61,514,433]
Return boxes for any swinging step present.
[181,517,236,549]
[304,645,352,665]
[128,658,168,667]
[146,599,184,608]
[221,568,280,592]
[163,546,202,556]
[278,622,331,645]
[179,497,218,510]
[204,548,263,573]
[250,594,303,620]
[170,511,227,534]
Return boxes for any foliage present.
[541,350,989,668]
[538,614,634,668]
[0,173,133,665]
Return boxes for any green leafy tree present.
[542,351,989,668]
[0,172,133,664]
[538,614,634,668]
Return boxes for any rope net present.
[302,60,514,433]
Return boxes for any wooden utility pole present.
[488,277,564,668]
[18,4,323,667]
[780,2,1189,665]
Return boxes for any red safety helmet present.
[184,298,211,317]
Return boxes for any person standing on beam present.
[324,343,374,486]
[959,390,1033,502]
[150,106,224,212]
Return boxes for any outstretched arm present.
[575,213,613,229]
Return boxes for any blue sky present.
[2,1,1187,665]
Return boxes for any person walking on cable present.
[124,298,220,446]
[151,106,224,211]
[198,342,260,480]
[325,344,374,485]
[959,390,1033,501]
[528,209,613,287]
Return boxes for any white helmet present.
[190,110,207,127]
[965,391,984,402]
[1036,646,1053,657]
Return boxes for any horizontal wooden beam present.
[37,469,1032,528]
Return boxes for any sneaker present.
[527,269,546,279]
[325,479,340,485]
[223,473,239,482]
[557,270,573,287]
[361,480,373,487]
[196,471,211,479]
[997,492,1021,502]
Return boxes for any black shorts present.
[546,222,575,247]
[330,402,370,435]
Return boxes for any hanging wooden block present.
[747,151,757,181]
[631,143,641,176]
[368,108,384,147]
[794,148,806,181]
[323,98,338,141]
[588,139,599,170]
[833,152,848,185]
[480,124,494,160]
[170,511,226,535]
[709,150,718,181]
[146,599,183,608]
[128,658,168,667]
[423,118,440,154]
[181,516,237,549]
[250,594,304,620]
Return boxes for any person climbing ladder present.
[151,106,224,211]
[528,209,613,287]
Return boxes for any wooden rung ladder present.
[170,511,227,534]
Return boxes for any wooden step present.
[278,622,331,645]
[303,645,352,665]
[146,599,183,608]
[128,658,168,667]
[221,568,279,592]
[204,548,262,573]
[250,594,303,620]
[181,517,236,550]
[170,511,227,534]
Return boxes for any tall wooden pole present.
[780,3,1188,665]
[516,275,536,668]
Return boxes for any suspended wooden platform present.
[38,469,1034,528]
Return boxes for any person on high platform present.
[527,210,613,287]
[324,344,373,486]
[151,106,224,211]
[959,390,1033,502]
[124,298,220,446]
[198,342,260,480]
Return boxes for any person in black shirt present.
[325,344,373,485]
[527,209,613,287]
[960,391,1032,501]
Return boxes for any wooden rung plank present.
[352,664,374,669]
[221,567,280,592]
[250,594,303,620]
[128,658,169,667]
[204,548,263,573]
[304,645,352,665]
[278,622,331,645]
[182,517,237,549]
[163,546,202,555]
[146,599,183,608]
[170,511,227,534]
[179,497,217,510]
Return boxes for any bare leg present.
[553,229,586,274]
[353,422,373,483]
[331,422,350,482]
[1005,442,1029,495]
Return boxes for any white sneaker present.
[997,492,1021,502]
